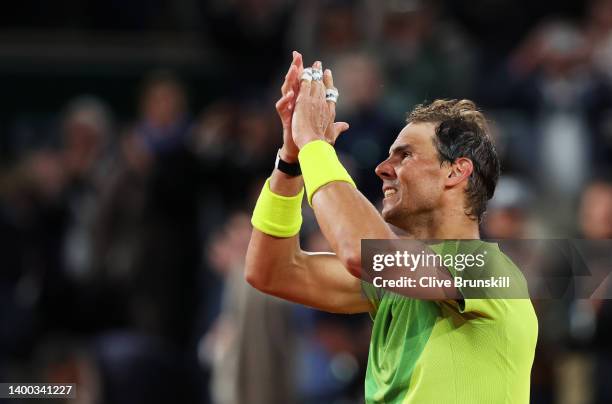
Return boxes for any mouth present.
[383,186,398,199]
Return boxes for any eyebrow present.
[388,144,412,156]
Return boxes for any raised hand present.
[275,51,303,163]
[291,61,349,149]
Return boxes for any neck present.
[399,208,480,240]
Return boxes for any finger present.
[281,51,302,95]
[275,90,294,111]
[287,90,295,111]
[281,65,295,95]
[285,51,302,94]
[311,61,324,99]
[292,51,304,94]
[323,67,334,89]
[292,51,303,70]
[284,65,299,96]
[299,67,312,99]
[290,56,302,95]
[323,68,336,118]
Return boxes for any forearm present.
[245,166,304,290]
[308,179,458,299]
[295,139,395,276]
[312,181,396,276]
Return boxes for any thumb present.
[325,121,350,145]
[334,121,350,136]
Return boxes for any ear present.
[445,157,473,188]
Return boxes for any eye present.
[402,151,412,159]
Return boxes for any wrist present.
[279,144,298,163]
[298,140,356,206]
[295,133,324,149]
[270,169,303,196]
[251,178,304,238]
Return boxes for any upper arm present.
[246,223,373,314]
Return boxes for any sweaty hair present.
[407,99,500,221]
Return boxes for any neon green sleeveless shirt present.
[362,240,538,403]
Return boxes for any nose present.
[375,158,396,180]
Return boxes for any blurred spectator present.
[61,96,114,279]
[137,70,192,154]
[291,0,369,65]
[0,95,114,338]
[578,179,612,239]
[578,178,612,404]
[481,176,534,238]
[93,71,202,346]
[204,212,297,404]
[586,0,612,85]
[204,0,294,82]
[235,101,281,175]
[287,229,370,404]
[508,21,593,192]
[378,1,476,114]
[486,16,612,235]
[79,71,225,403]
[332,53,399,201]
[90,71,280,403]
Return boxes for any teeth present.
[384,189,397,198]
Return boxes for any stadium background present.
[1,0,611,403]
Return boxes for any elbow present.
[340,247,363,279]
[244,241,272,292]
[245,254,280,294]
[244,261,269,292]
[244,265,258,288]
[344,256,362,279]
[244,246,266,290]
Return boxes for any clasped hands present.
[276,51,350,163]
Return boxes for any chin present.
[381,206,399,225]
[381,209,390,223]
[382,195,402,218]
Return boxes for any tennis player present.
[246,52,538,403]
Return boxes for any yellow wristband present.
[251,178,304,237]
[298,140,356,205]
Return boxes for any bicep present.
[271,251,372,314]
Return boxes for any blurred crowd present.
[1,1,612,404]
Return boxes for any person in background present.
[90,71,204,404]
[203,212,296,404]
[579,178,612,404]
[331,53,399,202]
[481,176,533,239]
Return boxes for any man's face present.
[142,83,185,128]
[375,122,448,227]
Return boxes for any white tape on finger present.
[325,88,339,103]
[311,68,323,81]
[301,68,313,82]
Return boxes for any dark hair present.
[407,99,500,221]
